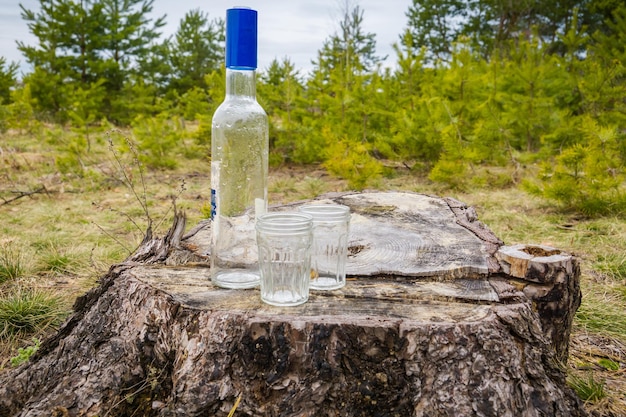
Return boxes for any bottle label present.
[210,160,220,219]
[211,188,217,219]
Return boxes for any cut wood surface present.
[182,192,503,278]
[0,191,586,417]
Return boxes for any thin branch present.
[153,178,187,232]
[228,395,242,417]
[91,221,133,255]
[105,130,152,227]
[91,201,144,235]
[0,186,48,206]
[102,365,168,417]
[101,130,186,250]
[122,133,150,221]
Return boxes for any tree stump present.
[0,191,586,417]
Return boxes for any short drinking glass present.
[255,212,313,306]
[297,204,350,290]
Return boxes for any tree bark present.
[0,191,586,417]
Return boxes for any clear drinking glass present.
[297,204,350,290]
[256,212,313,306]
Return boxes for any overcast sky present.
[1,0,412,78]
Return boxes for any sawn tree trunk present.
[0,191,586,417]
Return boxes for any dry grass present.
[1,129,625,415]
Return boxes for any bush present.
[323,132,383,190]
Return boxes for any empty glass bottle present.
[210,7,268,289]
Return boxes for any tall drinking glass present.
[298,204,350,290]
[256,212,313,306]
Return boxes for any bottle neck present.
[225,68,256,99]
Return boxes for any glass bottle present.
[211,7,268,289]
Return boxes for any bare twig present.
[91,221,133,255]
[102,364,168,417]
[100,204,144,235]
[227,395,242,417]
[105,130,152,230]
[153,178,187,232]
[122,134,150,221]
[99,130,186,253]
[0,186,48,206]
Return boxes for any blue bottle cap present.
[226,7,258,70]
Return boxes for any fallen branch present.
[0,186,49,206]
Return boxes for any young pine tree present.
[0,58,18,106]
[258,58,306,164]
[18,0,166,123]
[306,2,385,186]
[166,9,224,95]
[528,118,626,216]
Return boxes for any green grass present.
[296,176,329,200]
[567,373,607,403]
[594,253,626,281]
[597,358,620,371]
[269,176,298,195]
[574,287,626,338]
[0,287,69,338]
[36,242,84,275]
[0,242,27,284]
